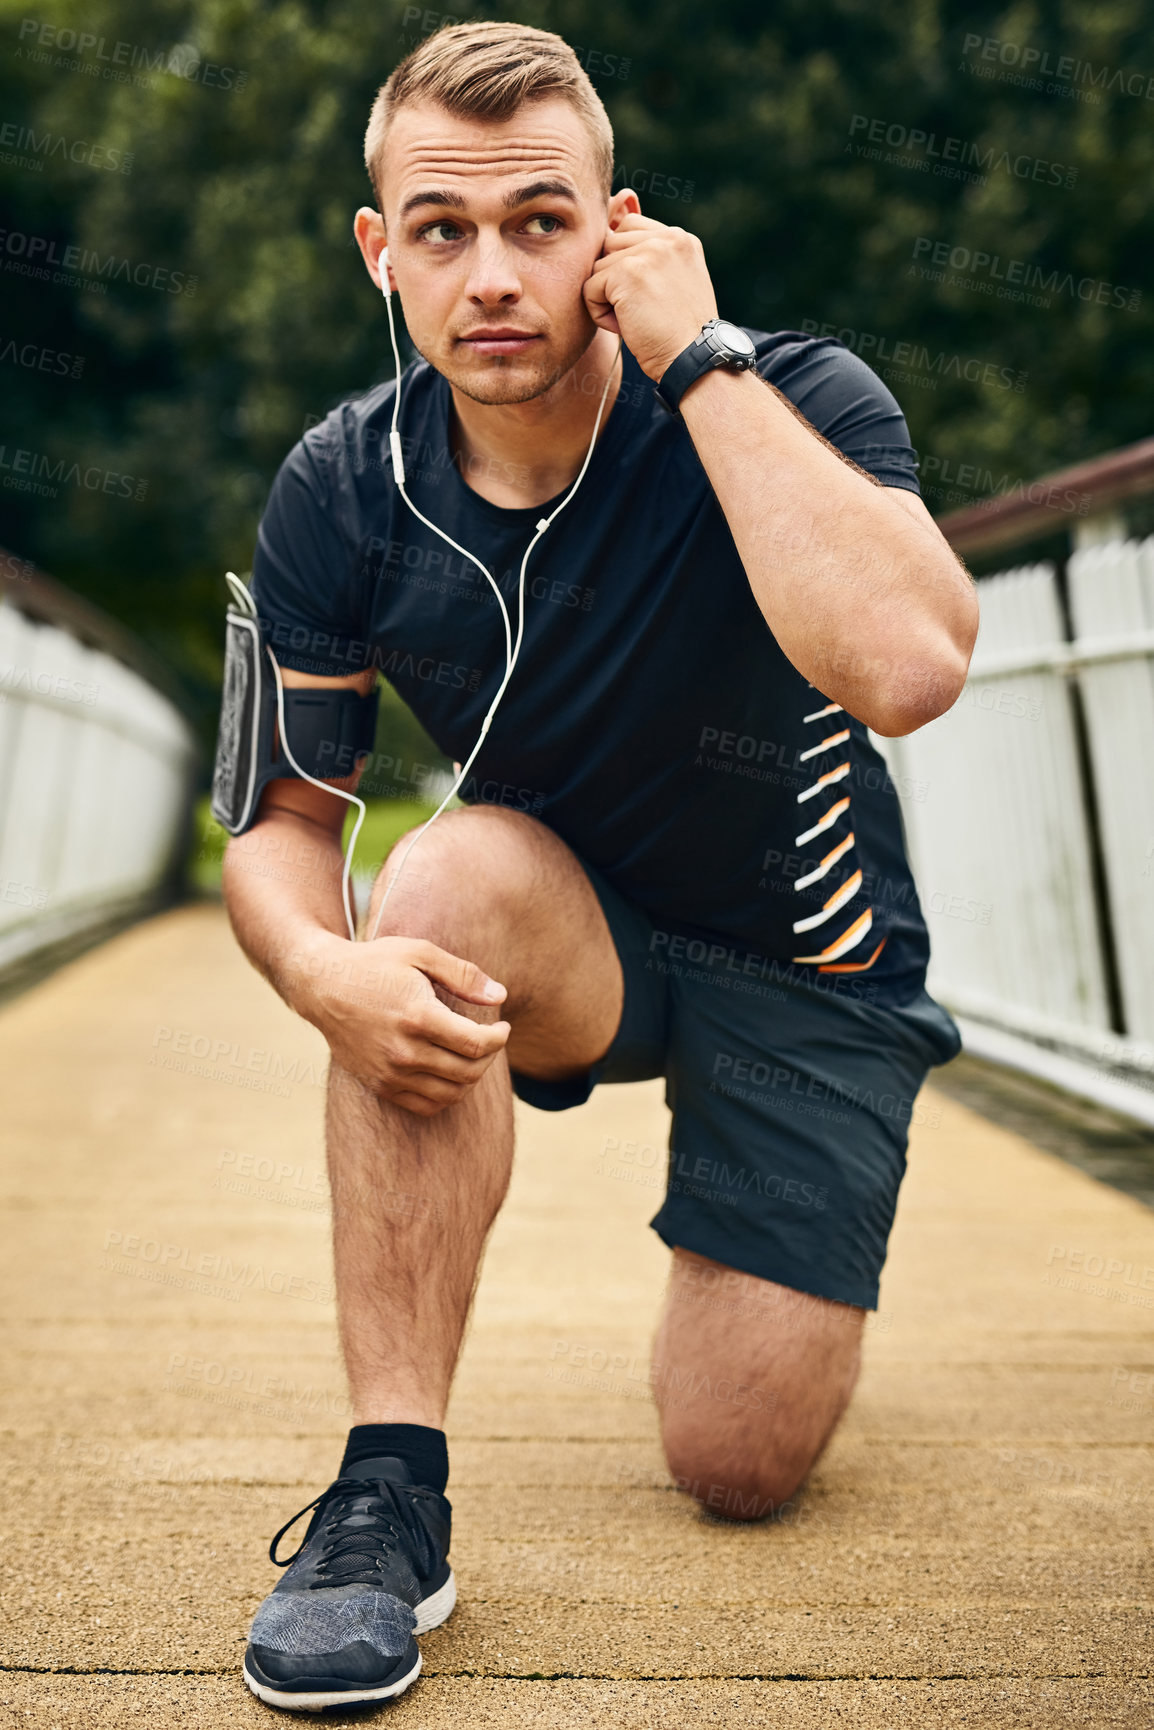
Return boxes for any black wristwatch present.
[654,319,758,413]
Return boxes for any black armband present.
[210,606,379,835]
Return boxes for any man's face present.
[375,97,620,405]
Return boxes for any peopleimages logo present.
[961,33,1154,103]
[0,661,99,704]
[611,163,695,203]
[916,453,1091,518]
[15,18,248,91]
[0,118,133,174]
[847,114,1078,189]
[0,444,147,502]
[910,238,1141,312]
[0,336,84,378]
[0,227,196,294]
[800,320,1026,394]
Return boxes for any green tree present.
[3,0,1151,741]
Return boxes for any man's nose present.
[463,235,523,305]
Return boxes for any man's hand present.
[583,211,718,382]
[290,931,511,1117]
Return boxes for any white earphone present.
[361,240,621,941]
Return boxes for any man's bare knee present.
[661,1419,815,1521]
[365,806,540,950]
[669,1467,795,1523]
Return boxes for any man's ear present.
[606,186,642,231]
[353,206,391,291]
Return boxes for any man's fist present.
[583,211,718,382]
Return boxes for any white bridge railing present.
[880,533,1154,1116]
[0,567,197,978]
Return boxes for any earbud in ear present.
[378,246,390,295]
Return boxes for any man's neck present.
[446,329,623,511]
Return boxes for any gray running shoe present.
[243,1455,455,1712]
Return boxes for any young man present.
[220,20,976,1712]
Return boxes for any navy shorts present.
[510,862,961,1311]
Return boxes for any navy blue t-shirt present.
[251,329,933,1001]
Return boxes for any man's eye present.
[419,221,463,243]
[523,214,564,236]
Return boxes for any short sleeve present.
[755,333,922,496]
[249,434,368,677]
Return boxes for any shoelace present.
[269,1476,438,1585]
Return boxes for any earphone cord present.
[223,567,366,944]
[361,286,622,943]
[230,304,620,947]
[270,650,367,945]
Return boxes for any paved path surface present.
[2,905,1151,1727]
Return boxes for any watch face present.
[711,321,757,358]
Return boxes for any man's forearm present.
[222,811,349,1015]
[678,367,977,734]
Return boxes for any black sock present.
[340,1423,449,1494]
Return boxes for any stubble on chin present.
[422,333,594,407]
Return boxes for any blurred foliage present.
[2,0,1152,753]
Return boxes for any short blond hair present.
[364,21,614,209]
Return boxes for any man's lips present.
[457,330,542,356]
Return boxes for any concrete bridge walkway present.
[1,904,1151,1726]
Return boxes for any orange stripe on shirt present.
[818,937,889,974]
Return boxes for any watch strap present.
[654,334,716,415]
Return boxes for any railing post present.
[1053,539,1127,1036]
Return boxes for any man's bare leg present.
[326,805,624,1426]
[652,1247,864,1520]
[327,1036,512,1426]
